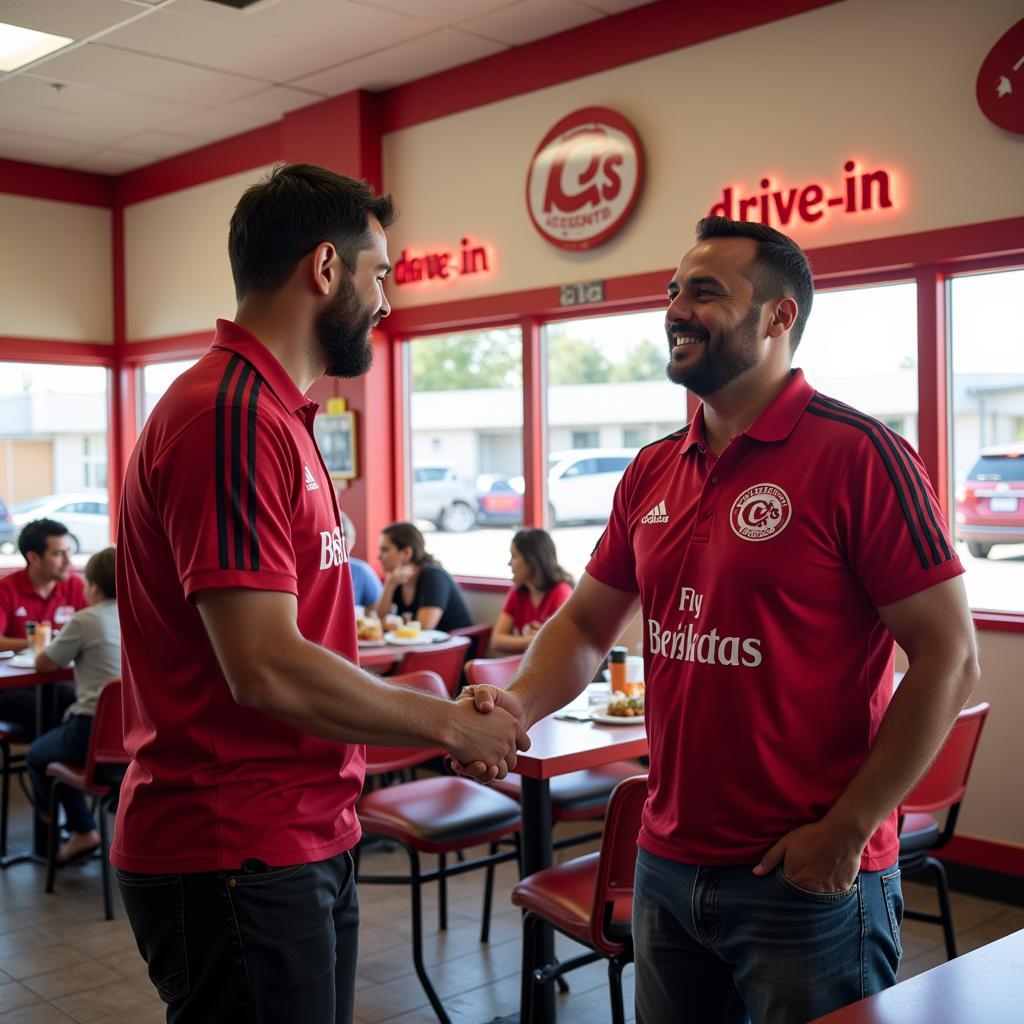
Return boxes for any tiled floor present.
[0,784,1021,1024]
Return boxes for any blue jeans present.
[27,714,96,834]
[117,851,358,1024]
[633,849,903,1024]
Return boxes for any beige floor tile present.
[0,984,40,1016]
[21,963,121,1003]
[0,950,87,985]
[50,980,158,1024]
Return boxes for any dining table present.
[493,710,649,1024]
[0,656,74,866]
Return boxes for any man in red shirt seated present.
[0,518,84,730]
[460,217,979,1024]
[112,164,524,1024]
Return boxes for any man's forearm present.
[826,650,979,844]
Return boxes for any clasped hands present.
[447,685,530,782]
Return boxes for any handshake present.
[445,685,531,782]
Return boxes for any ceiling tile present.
[110,130,200,157]
[0,126,97,167]
[69,146,155,174]
[218,84,323,121]
[36,41,267,105]
[0,0,144,40]
[579,0,652,13]
[159,107,265,143]
[292,27,505,95]
[458,0,601,46]
[354,0,517,27]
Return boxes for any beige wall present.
[124,166,273,341]
[384,0,1024,309]
[0,195,112,342]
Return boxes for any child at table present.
[26,547,120,866]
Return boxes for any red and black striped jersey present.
[113,319,362,873]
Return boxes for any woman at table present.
[493,528,573,654]
[26,546,120,866]
[372,522,472,632]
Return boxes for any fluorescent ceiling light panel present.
[0,22,73,72]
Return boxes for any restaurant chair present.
[465,656,641,850]
[449,623,493,662]
[356,669,522,1024]
[396,634,471,697]
[43,679,128,920]
[512,773,647,1024]
[0,719,30,858]
[898,701,990,960]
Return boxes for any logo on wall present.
[526,107,644,251]
[976,17,1024,135]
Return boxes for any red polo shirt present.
[0,570,85,638]
[112,320,363,874]
[588,370,963,871]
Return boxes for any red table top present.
[809,927,1024,1023]
[514,714,647,780]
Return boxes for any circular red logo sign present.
[526,107,644,252]
[729,483,792,543]
[976,17,1024,135]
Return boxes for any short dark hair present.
[512,528,574,592]
[382,522,437,568]
[85,546,116,600]
[695,216,814,351]
[18,519,69,560]
[228,163,396,301]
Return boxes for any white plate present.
[384,629,449,646]
[0,650,12,660]
[9,652,37,669]
[357,638,386,648]
[590,706,644,726]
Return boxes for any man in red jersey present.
[0,518,84,728]
[112,164,523,1024]
[460,218,978,1023]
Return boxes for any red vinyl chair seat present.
[0,721,31,743]
[512,851,632,955]
[898,811,940,855]
[492,760,642,820]
[357,775,521,854]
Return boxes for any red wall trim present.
[940,835,1024,877]
[0,338,114,363]
[915,267,949,516]
[379,0,841,132]
[0,158,114,208]
[120,332,213,363]
[972,612,1024,634]
[521,317,546,527]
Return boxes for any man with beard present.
[112,164,524,1024]
[458,218,978,1022]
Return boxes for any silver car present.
[412,465,479,532]
[10,491,110,554]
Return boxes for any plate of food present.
[590,696,644,725]
[384,628,450,646]
[356,616,385,646]
[9,651,37,669]
[357,638,386,648]
[0,649,13,660]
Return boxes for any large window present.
[545,309,673,580]
[949,268,1024,613]
[0,362,110,565]
[406,328,523,579]
[794,281,918,445]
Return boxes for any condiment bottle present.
[609,646,628,694]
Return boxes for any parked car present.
[548,448,635,525]
[0,499,17,556]
[412,464,479,532]
[955,442,1024,558]
[475,474,524,526]
[9,491,110,554]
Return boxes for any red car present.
[955,442,1024,558]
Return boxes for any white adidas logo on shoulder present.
[641,499,669,525]
[304,465,320,491]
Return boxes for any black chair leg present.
[44,783,60,894]
[608,959,625,1024]
[406,846,451,1024]
[928,856,957,960]
[438,852,448,931]
[99,802,114,920]
[557,975,570,994]
[481,841,497,943]
[520,911,540,1024]
[0,741,10,858]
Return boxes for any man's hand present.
[444,696,523,783]
[752,817,866,893]
[450,685,530,782]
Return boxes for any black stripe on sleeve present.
[230,363,253,570]
[215,355,240,570]
[246,377,262,572]
[807,396,950,569]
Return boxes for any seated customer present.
[372,522,471,632]
[27,547,120,866]
[339,510,383,609]
[493,528,573,654]
[0,518,85,730]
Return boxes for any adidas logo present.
[641,499,669,525]
[304,465,320,492]
[14,606,27,617]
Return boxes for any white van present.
[547,449,635,525]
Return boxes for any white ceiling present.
[0,0,650,175]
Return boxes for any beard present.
[317,276,379,378]
[665,305,763,397]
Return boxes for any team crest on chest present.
[729,483,792,542]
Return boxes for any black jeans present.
[117,851,358,1024]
